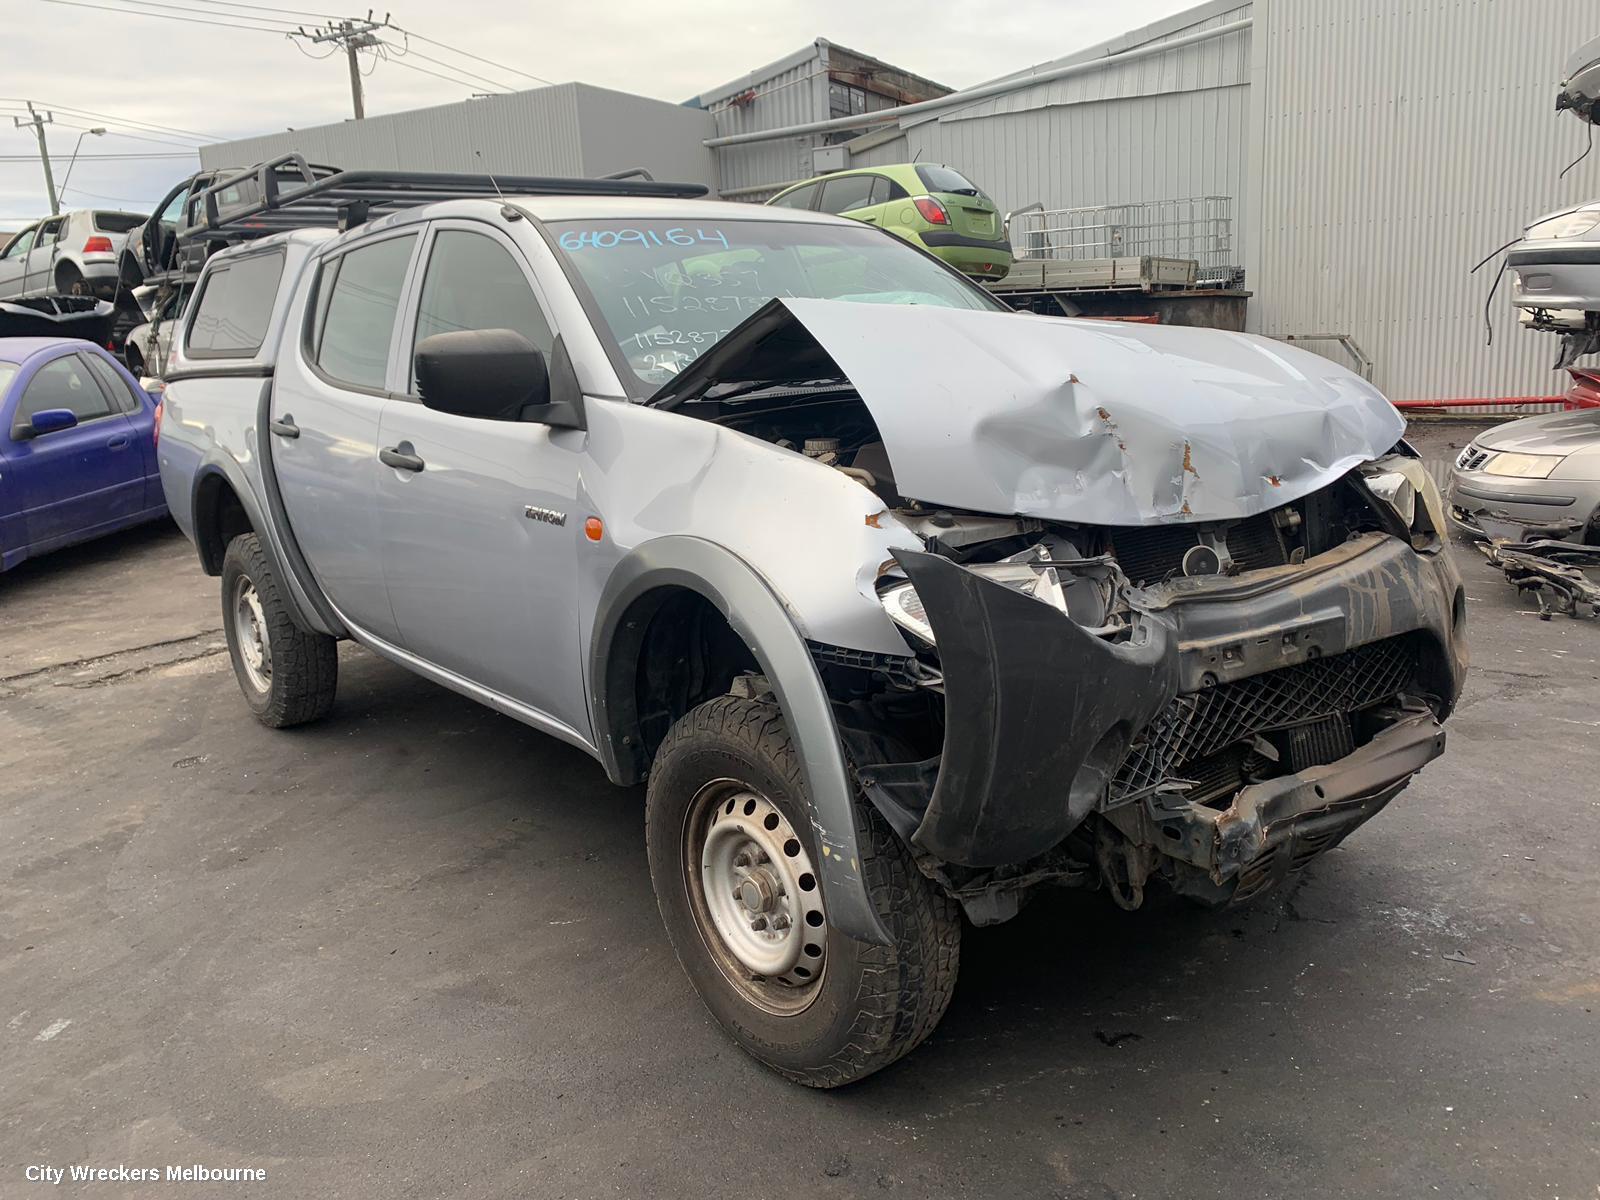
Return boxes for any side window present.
[884,177,909,201]
[770,183,819,210]
[186,250,284,358]
[17,356,116,425]
[82,354,142,413]
[3,228,36,260]
[35,218,64,248]
[158,187,188,223]
[817,175,877,215]
[412,230,553,384]
[313,234,416,390]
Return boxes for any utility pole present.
[300,13,390,120]
[12,102,59,214]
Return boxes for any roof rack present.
[180,153,709,244]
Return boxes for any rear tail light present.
[83,236,114,254]
[152,398,162,449]
[912,196,950,225]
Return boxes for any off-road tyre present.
[646,695,960,1087]
[220,532,337,728]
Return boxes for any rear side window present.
[770,182,819,210]
[187,251,285,358]
[93,213,144,233]
[914,165,982,197]
[17,355,116,424]
[83,354,142,412]
[817,175,878,215]
[313,234,416,390]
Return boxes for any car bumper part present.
[1448,471,1600,543]
[887,533,1465,877]
[1509,244,1600,312]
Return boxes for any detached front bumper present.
[893,532,1466,873]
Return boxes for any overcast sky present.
[0,0,1197,224]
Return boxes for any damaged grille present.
[1108,513,1287,587]
[1455,444,1491,471]
[1110,636,1419,802]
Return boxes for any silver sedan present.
[1448,407,1600,543]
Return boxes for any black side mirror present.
[414,328,585,430]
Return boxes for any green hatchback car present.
[767,163,1013,282]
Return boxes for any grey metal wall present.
[849,2,1252,256]
[1246,0,1600,400]
[200,83,716,190]
[695,42,831,199]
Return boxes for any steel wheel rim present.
[232,575,272,692]
[684,778,828,1015]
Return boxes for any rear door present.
[817,174,885,226]
[374,221,588,735]
[3,351,138,546]
[270,230,419,643]
[26,216,65,295]
[0,226,37,299]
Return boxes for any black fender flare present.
[590,536,892,947]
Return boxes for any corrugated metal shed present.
[200,83,716,189]
[848,2,1253,257]
[690,39,951,200]
[1246,0,1600,401]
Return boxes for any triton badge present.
[523,505,567,526]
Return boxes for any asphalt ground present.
[2,421,1597,1199]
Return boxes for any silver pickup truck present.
[158,165,1467,1087]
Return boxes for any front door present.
[374,222,589,738]
[271,232,420,643]
[25,217,64,295]
[3,352,140,547]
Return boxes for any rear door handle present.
[106,434,130,450]
[379,443,424,472]
[269,416,300,439]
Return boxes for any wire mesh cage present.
[1011,196,1241,286]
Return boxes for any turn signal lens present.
[584,517,604,542]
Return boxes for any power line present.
[26,0,292,33]
[374,48,494,94]
[295,15,389,118]
[0,97,223,140]
[0,153,197,160]
[48,118,205,149]
[390,25,553,85]
[192,0,337,17]
[113,0,304,28]
[378,39,509,92]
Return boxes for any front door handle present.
[269,416,300,439]
[379,443,424,472]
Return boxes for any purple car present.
[0,337,166,571]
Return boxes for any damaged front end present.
[654,299,1468,924]
[830,457,1468,923]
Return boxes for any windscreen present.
[550,218,1005,391]
[914,166,983,197]
[93,213,145,233]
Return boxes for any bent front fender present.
[591,537,892,947]
[895,549,1180,868]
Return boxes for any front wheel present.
[646,696,961,1087]
[220,533,337,728]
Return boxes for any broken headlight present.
[1360,458,1447,553]
[1482,451,1565,479]
[879,547,1123,647]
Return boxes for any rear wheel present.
[55,262,85,296]
[646,696,960,1087]
[220,533,337,728]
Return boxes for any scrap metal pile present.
[1478,538,1600,619]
